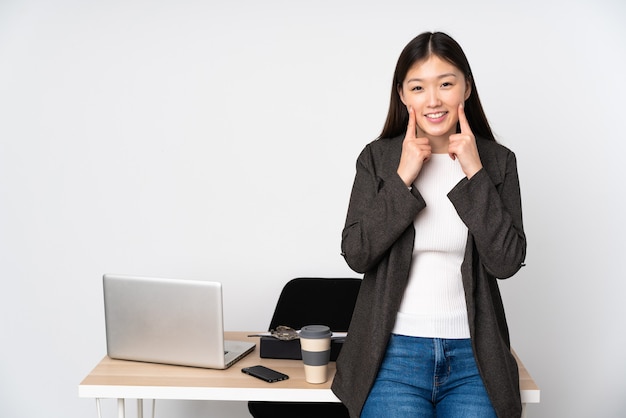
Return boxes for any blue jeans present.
[361,334,497,418]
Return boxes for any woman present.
[331,32,527,418]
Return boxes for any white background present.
[1,0,625,417]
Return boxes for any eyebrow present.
[406,73,458,83]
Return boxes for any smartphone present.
[242,365,289,383]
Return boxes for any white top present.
[393,154,471,339]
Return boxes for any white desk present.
[79,332,540,417]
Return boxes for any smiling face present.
[399,54,471,148]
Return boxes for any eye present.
[441,82,453,88]
[410,85,423,92]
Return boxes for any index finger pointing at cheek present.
[406,106,418,138]
[415,111,421,138]
[410,106,422,138]
[458,102,472,134]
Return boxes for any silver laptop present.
[103,274,255,369]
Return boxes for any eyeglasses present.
[270,325,299,340]
[247,325,299,341]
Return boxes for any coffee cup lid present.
[299,325,332,339]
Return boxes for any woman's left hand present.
[448,102,483,179]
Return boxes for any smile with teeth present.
[425,111,447,119]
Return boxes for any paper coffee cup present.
[299,325,332,384]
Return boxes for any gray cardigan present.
[331,135,526,418]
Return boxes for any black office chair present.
[247,277,361,418]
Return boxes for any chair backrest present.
[268,277,362,332]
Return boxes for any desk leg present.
[521,403,527,418]
[137,399,143,418]
[118,398,125,418]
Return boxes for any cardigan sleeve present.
[448,149,526,279]
[341,143,425,273]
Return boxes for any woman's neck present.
[428,135,450,154]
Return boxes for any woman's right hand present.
[397,106,431,187]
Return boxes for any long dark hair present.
[379,32,495,142]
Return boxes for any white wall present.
[1,0,624,417]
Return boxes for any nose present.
[426,89,441,107]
